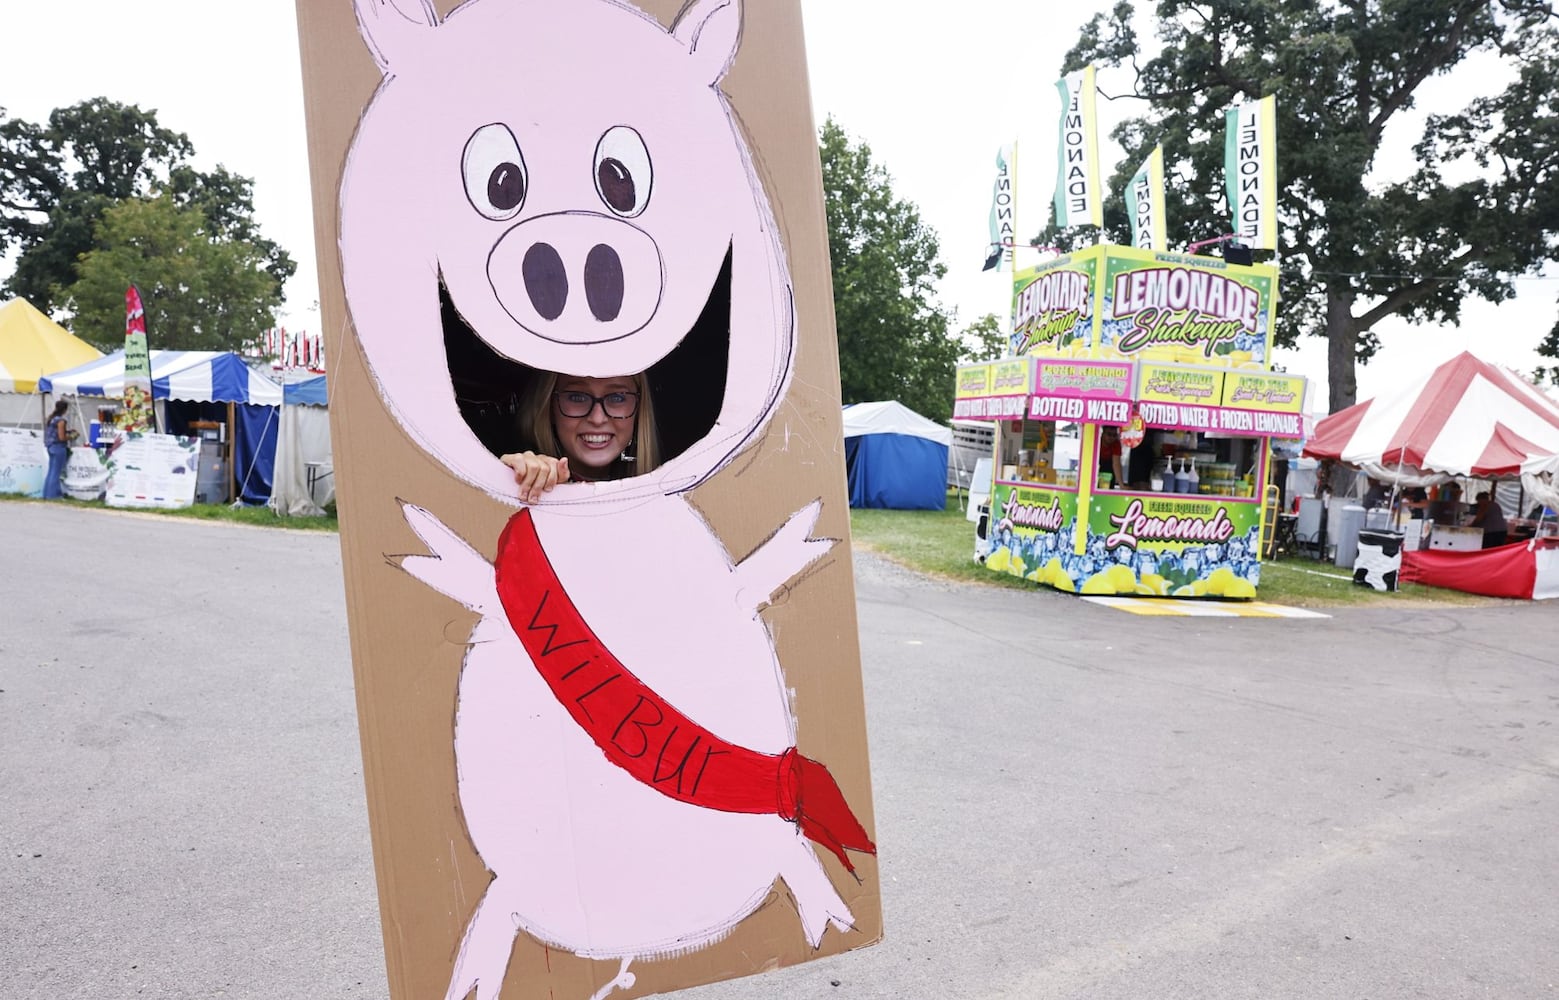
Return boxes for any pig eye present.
[462,124,528,221]
[593,126,652,218]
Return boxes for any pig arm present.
[731,499,838,614]
[390,502,507,643]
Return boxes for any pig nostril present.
[584,244,624,323]
[523,243,568,321]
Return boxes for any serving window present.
[995,416,1082,489]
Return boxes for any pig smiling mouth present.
[442,248,731,468]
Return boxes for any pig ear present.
[671,0,742,84]
[354,0,440,73]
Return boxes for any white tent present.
[270,374,334,517]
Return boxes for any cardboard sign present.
[293,2,880,998]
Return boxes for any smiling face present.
[551,375,640,477]
[339,0,793,505]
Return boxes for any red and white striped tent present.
[1304,352,1559,483]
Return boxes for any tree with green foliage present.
[959,312,1008,363]
[67,194,281,352]
[1054,1,1559,412]
[821,117,959,422]
[0,97,293,322]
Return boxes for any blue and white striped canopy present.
[39,349,283,406]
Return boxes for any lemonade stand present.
[958,245,1306,598]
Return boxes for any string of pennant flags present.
[242,327,327,371]
[984,66,1277,270]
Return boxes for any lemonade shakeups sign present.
[1010,246,1277,368]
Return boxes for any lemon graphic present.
[1203,567,1237,597]
[1082,564,1138,595]
[1224,576,1257,599]
[986,547,1011,573]
[1140,573,1169,596]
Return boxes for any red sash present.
[494,509,876,874]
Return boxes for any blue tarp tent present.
[40,350,283,504]
[842,400,952,510]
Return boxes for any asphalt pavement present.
[3,501,1556,999]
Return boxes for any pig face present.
[341,0,793,502]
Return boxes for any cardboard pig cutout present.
[299,0,880,996]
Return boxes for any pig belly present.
[452,624,805,957]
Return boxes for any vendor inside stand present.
[1470,490,1508,548]
[1429,482,1466,524]
[1115,427,1262,498]
[1097,425,1123,490]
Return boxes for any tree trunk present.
[1326,286,1359,414]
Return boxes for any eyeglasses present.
[553,389,640,419]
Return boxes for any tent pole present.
[227,402,236,504]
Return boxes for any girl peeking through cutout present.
[502,373,662,502]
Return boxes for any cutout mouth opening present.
[442,248,731,471]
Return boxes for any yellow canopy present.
[0,298,103,393]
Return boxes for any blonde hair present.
[522,371,661,477]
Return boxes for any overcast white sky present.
[3,0,1554,409]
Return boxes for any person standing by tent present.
[43,400,76,499]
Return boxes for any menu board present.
[0,427,46,497]
[104,433,200,509]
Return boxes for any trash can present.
[1333,504,1367,568]
[1353,529,1404,591]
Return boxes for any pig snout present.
[489,213,663,343]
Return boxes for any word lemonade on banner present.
[1011,253,1096,355]
[1054,65,1103,229]
[954,358,1033,419]
[1013,246,1277,366]
[1225,95,1278,250]
[1126,146,1166,251]
[983,143,1016,271]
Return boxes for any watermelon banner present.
[1225,95,1278,250]
[118,285,156,435]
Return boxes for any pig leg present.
[586,957,636,1000]
[778,842,857,949]
[731,499,838,613]
[444,876,522,1000]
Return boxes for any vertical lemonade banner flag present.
[1125,145,1167,250]
[1054,65,1103,229]
[119,285,157,435]
[983,142,1017,271]
[1225,95,1278,250]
